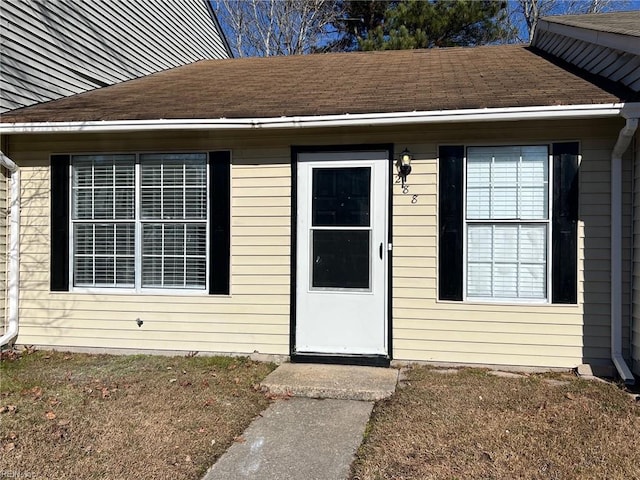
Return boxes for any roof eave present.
[0,103,630,135]
[533,18,640,55]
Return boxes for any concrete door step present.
[260,363,399,401]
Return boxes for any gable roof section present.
[0,45,633,126]
[540,11,640,37]
[532,11,640,92]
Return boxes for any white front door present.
[295,150,389,356]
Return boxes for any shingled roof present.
[542,10,640,37]
[1,44,634,124]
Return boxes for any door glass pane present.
[312,167,371,226]
[312,230,370,289]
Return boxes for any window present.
[70,153,208,291]
[438,143,578,304]
[465,146,549,301]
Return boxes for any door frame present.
[290,144,394,366]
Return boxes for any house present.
[1,11,639,382]
[0,0,231,113]
[0,0,229,353]
[531,11,640,378]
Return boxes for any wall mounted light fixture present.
[397,148,413,185]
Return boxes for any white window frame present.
[69,153,210,295]
[462,144,553,304]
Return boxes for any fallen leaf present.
[23,345,37,355]
[58,419,71,427]
[234,377,240,384]
[31,386,43,399]
[565,393,576,400]
[45,411,57,420]
[3,442,15,452]
[234,436,246,443]
[49,398,61,406]
[185,455,192,462]
[265,391,293,400]
[43,355,51,360]
[482,451,494,462]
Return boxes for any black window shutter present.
[209,151,231,295]
[438,146,464,301]
[552,142,579,304]
[50,155,70,291]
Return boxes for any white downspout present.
[0,151,20,349]
[611,117,638,385]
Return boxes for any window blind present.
[70,153,208,290]
[140,154,207,289]
[466,146,549,300]
[71,155,135,287]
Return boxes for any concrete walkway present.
[201,363,398,480]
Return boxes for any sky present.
[211,0,640,57]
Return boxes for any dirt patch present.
[0,349,275,479]
[351,366,640,480]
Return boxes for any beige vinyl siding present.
[10,134,291,355]
[1,0,229,112]
[5,118,631,368]
[391,120,631,369]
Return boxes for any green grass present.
[351,366,640,480]
[1,349,276,480]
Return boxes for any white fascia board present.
[535,19,640,56]
[0,103,627,135]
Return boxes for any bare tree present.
[214,0,344,57]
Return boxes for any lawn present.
[351,366,640,480]
[0,349,275,480]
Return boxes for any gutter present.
[611,112,638,385]
[0,152,20,349]
[0,103,627,134]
